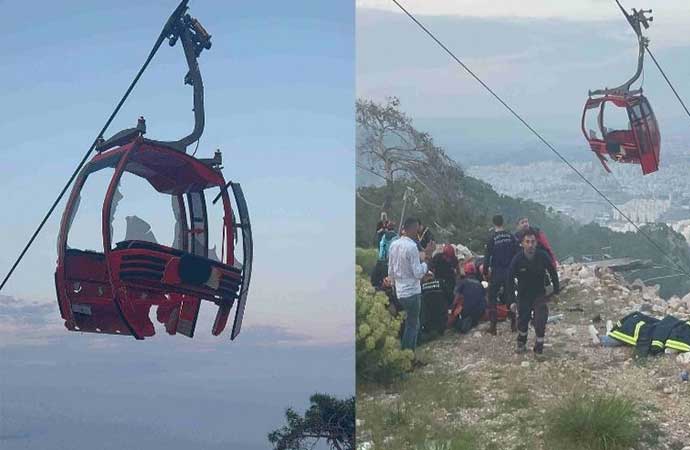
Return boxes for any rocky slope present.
[357,264,690,450]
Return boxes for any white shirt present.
[388,236,428,298]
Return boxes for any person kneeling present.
[449,263,486,334]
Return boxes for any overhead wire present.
[389,0,690,279]
[645,47,690,121]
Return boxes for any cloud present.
[357,2,690,48]
[0,295,64,346]
[0,293,351,351]
[357,0,690,22]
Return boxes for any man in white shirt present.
[388,217,434,351]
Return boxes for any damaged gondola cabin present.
[54,1,252,340]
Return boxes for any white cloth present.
[388,236,428,299]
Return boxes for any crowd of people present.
[370,213,560,359]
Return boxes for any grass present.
[501,385,531,411]
[544,391,644,450]
[396,372,481,411]
[357,371,481,450]
[414,431,481,450]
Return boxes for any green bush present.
[545,392,643,450]
[356,247,378,276]
[356,265,413,383]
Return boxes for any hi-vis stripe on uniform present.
[608,321,645,346]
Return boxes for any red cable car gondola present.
[581,2,661,175]
[54,3,252,340]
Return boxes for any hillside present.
[356,178,690,298]
[357,263,690,450]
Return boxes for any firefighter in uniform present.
[506,227,560,354]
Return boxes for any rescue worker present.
[515,217,558,267]
[506,228,560,354]
[449,262,487,334]
[420,276,448,341]
[429,244,459,306]
[483,214,519,335]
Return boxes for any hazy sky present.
[1,2,354,449]
[0,293,353,450]
[358,0,690,29]
[0,0,354,344]
[357,0,689,166]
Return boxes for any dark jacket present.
[666,319,690,353]
[650,316,687,354]
[430,253,457,283]
[515,227,558,266]
[484,229,518,276]
[608,312,690,356]
[607,312,659,355]
[453,278,486,320]
[506,249,559,304]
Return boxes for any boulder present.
[631,279,645,291]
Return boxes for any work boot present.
[488,321,497,336]
[516,341,527,353]
[533,341,544,355]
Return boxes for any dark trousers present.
[487,270,509,323]
[399,294,421,351]
[420,290,448,341]
[517,296,548,345]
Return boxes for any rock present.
[631,279,645,291]
[473,332,482,339]
[578,267,591,279]
[682,291,690,306]
[521,361,530,368]
[594,299,604,306]
[565,327,577,336]
[668,296,682,310]
[358,442,373,450]
[677,352,690,365]
[640,303,653,313]
[581,278,596,288]
[663,386,673,395]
